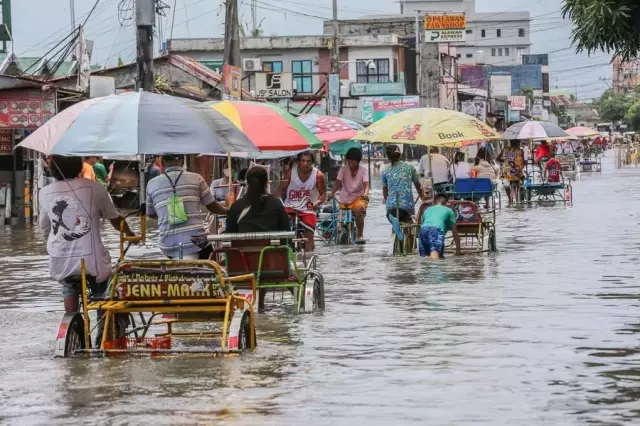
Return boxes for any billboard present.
[522,54,549,66]
[362,96,420,122]
[508,95,526,111]
[461,101,486,122]
[490,75,512,97]
[255,72,294,99]
[424,14,466,43]
[223,65,242,101]
[0,90,56,129]
[0,129,12,155]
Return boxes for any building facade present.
[612,56,640,95]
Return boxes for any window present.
[262,61,283,72]
[505,47,510,56]
[518,28,525,37]
[356,58,390,83]
[496,29,501,38]
[491,48,496,56]
[498,48,503,56]
[292,60,313,93]
[457,54,462,59]
[481,29,486,38]
[466,53,473,58]
[466,29,473,34]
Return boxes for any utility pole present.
[331,0,339,73]
[223,0,241,68]
[69,0,75,32]
[135,0,155,92]
[327,0,340,116]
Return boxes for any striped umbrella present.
[16,91,259,156]
[205,101,322,151]
[502,121,573,140]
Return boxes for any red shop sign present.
[0,129,12,155]
[0,89,56,129]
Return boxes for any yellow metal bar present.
[221,297,232,350]
[101,306,229,314]
[100,311,112,349]
[80,259,91,353]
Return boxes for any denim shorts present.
[419,226,446,258]
[61,276,109,299]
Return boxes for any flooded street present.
[1,155,638,426]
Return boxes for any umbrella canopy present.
[566,126,600,138]
[298,114,363,149]
[205,101,322,151]
[351,108,502,147]
[502,121,572,140]
[16,91,259,156]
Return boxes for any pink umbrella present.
[566,126,599,138]
[298,114,364,150]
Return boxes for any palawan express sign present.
[424,14,466,43]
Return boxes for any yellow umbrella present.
[352,107,503,147]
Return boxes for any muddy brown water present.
[0,156,638,425]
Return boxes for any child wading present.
[419,194,461,259]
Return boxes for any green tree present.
[624,100,640,130]
[599,93,634,122]
[240,19,265,38]
[562,0,640,60]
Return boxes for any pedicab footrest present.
[103,336,172,356]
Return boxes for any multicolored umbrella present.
[502,121,574,140]
[205,101,322,151]
[352,107,502,147]
[16,91,259,156]
[566,126,600,138]
[298,114,363,149]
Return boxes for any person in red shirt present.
[535,140,551,167]
[543,152,562,183]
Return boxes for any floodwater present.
[1,156,639,426]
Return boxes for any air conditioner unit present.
[242,58,261,72]
[339,80,351,98]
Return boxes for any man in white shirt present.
[39,155,135,314]
[418,147,451,191]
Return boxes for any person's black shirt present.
[226,194,291,233]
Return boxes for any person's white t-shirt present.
[523,146,531,162]
[450,161,472,180]
[39,178,120,283]
[418,153,450,184]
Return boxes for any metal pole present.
[69,0,76,32]
[331,0,339,73]
[415,10,421,105]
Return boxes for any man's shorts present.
[339,196,368,214]
[386,208,413,224]
[419,226,446,258]
[61,275,109,298]
[285,208,317,232]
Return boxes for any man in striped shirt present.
[146,154,227,259]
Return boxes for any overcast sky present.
[10,0,612,100]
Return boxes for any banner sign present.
[223,65,242,101]
[0,129,12,155]
[0,90,56,129]
[255,72,294,99]
[424,14,466,43]
[461,101,487,122]
[362,96,420,122]
[508,96,526,111]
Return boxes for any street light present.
[339,59,376,71]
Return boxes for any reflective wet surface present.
[1,156,638,425]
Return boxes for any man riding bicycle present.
[276,150,326,251]
[327,147,369,244]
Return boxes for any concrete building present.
[167,35,406,101]
[612,56,640,95]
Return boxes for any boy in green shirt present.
[419,194,461,259]
[93,157,109,186]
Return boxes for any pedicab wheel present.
[312,273,325,311]
[57,313,86,358]
[338,229,349,245]
[488,229,497,252]
[237,311,256,352]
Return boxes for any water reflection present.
[0,156,639,424]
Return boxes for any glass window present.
[262,61,283,73]
[491,48,496,56]
[481,29,486,38]
[356,59,391,84]
[466,53,473,58]
[292,60,313,93]
[466,29,472,34]
[518,28,525,37]
[496,29,501,37]
[457,54,462,59]
[505,48,510,56]
[498,48,503,56]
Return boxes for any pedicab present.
[351,108,504,255]
[16,92,272,357]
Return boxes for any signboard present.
[531,98,544,118]
[424,14,466,43]
[116,271,225,300]
[328,74,340,116]
[543,100,551,107]
[362,95,420,122]
[508,109,521,122]
[425,14,466,30]
[0,90,56,129]
[255,72,294,99]
[223,65,242,101]
[425,30,465,43]
[522,54,549,66]
[200,60,224,74]
[461,101,487,122]
[489,75,512,97]
[0,129,12,155]
[508,96,526,111]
